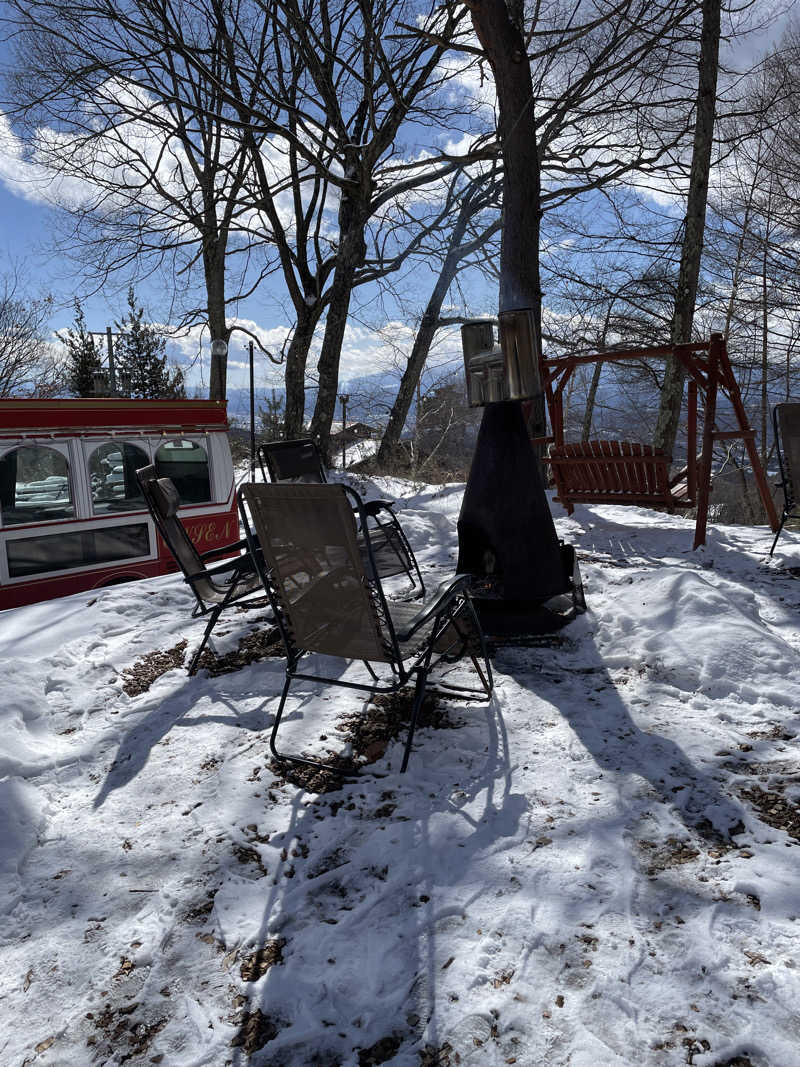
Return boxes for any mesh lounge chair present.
[137,465,268,674]
[771,403,800,556]
[238,482,493,774]
[257,437,425,597]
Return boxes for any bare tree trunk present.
[308,208,367,462]
[761,237,769,469]
[582,362,602,442]
[470,1,542,328]
[653,0,721,455]
[283,308,323,438]
[204,241,230,400]
[376,195,482,467]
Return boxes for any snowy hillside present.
[2,481,800,1067]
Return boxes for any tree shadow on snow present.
[226,692,522,1066]
[511,635,748,843]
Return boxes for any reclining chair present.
[137,465,268,674]
[238,482,492,774]
[770,403,800,557]
[257,438,425,598]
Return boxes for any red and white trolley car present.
[0,398,238,611]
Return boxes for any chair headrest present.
[152,477,181,519]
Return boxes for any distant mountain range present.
[222,371,403,428]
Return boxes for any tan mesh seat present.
[137,465,268,674]
[238,482,492,774]
[771,405,800,556]
[257,438,425,597]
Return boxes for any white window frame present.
[0,440,78,529]
[83,437,153,517]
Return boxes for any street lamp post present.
[248,341,256,481]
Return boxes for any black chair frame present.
[257,437,426,598]
[239,482,492,774]
[770,404,800,557]
[137,465,268,674]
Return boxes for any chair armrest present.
[199,538,249,561]
[393,574,471,641]
[184,550,260,587]
[362,498,395,517]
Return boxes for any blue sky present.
[0,2,793,411]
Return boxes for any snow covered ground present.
[2,479,800,1067]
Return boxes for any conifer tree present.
[114,288,185,399]
[60,299,102,397]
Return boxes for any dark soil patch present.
[270,688,450,793]
[269,754,361,795]
[196,623,282,676]
[738,784,800,841]
[239,938,286,981]
[231,1009,282,1054]
[233,844,269,876]
[87,1002,167,1063]
[638,836,700,875]
[358,1032,404,1065]
[184,890,217,923]
[418,1044,453,1067]
[340,689,445,764]
[121,641,187,696]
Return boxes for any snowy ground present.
[2,479,800,1067]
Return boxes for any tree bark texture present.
[205,240,230,401]
[309,190,369,462]
[283,308,323,438]
[469,0,542,330]
[653,0,721,455]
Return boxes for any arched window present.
[155,438,211,504]
[88,441,149,514]
[0,445,75,526]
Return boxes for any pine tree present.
[114,288,185,399]
[60,299,102,397]
[258,390,285,442]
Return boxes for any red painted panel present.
[0,398,228,435]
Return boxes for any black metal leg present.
[362,660,380,681]
[389,516,426,598]
[188,605,222,675]
[269,673,293,763]
[770,514,787,557]
[401,667,429,773]
[470,655,492,697]
[466,597,493,694]
[269,671,362,774]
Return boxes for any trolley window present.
[154,438,211,504]
[88,441,149,514]
[0,445,75,526]
[6,522,150,578]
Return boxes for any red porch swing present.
[538,332,779,549]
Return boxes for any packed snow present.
[2,478,800,1067]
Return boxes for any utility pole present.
[249,341,256,481]
[106,326,116,393]
[339,393,350,470]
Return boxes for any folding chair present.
[137,465,268,674]
[770,404,800,556]
[238,482,493,774]
[257,438,425,597]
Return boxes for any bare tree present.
[4,0,282,398]
[0,268,58,397]
[652,0,721,454]
[375,168,502,466]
